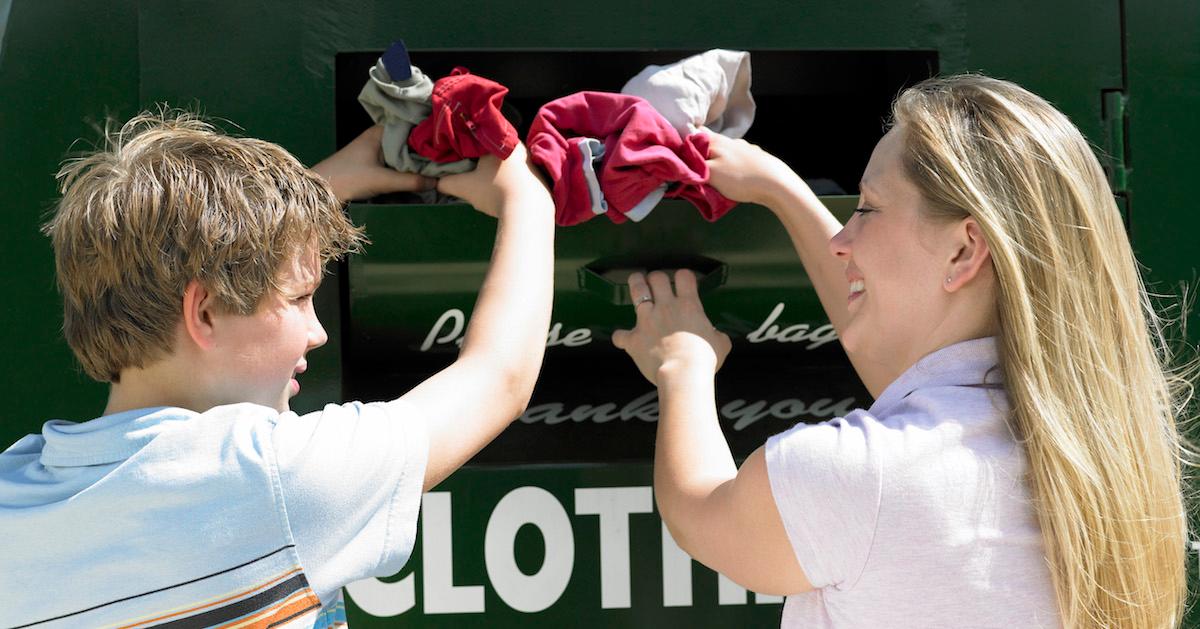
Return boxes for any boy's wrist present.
[494,174,554,218]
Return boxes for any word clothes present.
[0,401,428,628]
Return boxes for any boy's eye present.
[293,293,313,303]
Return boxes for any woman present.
[612,74,1189,627]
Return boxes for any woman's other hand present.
[612,269,732,385]
[701,128,803,208]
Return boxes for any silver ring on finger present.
[635,295,654,307]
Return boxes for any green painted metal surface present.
[0,0,138,431]
[1,0,1196,626]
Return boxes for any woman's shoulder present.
[769,382,1017,473]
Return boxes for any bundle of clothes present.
[359,41,757,226]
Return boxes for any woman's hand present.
[310,125,436,202]
[701,128,804,208]
[612,269,732,385]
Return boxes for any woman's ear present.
[944,218,992,291]
[181,279,217,350]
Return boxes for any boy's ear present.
[944,217,992,292]
[181,279,217,351]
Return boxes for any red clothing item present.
[527,91,736,226]
[409,67,518,162]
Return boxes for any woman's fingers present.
[674,269,699,300]
[628,272,655,315]
[647,271,675,303]
[615,269,730,384]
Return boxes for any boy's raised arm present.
[397,147,555,490]
[313,127,555,492]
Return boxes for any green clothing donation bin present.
[1,1,1197,627]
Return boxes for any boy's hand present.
[701,128,803,208]
[311,125,437,202]
[612,270,731,386]
[436,144,548,218]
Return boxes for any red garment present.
[409,67,518,162]
[527,91,736,226]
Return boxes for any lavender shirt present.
[766,337,1060,627]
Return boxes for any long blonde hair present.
[893,74,1190,628]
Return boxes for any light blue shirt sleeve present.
[270,400,428,605]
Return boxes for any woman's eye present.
[854,206,877,215]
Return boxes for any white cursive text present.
[421,308,593,351]
[745,303,839,349]
[519,392,857,430]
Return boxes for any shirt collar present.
[868,336,1003,418]
[40,407,196,467]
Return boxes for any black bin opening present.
[333,49,935,465]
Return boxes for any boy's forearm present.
[457,187,556,409]
[406,161,555,490]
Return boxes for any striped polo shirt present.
[0,400,428,628]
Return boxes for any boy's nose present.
[309,316,328,350]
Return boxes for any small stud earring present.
[945,277,952,284]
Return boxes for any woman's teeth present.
[849,279,865,293]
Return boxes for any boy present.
[0,113,554,627]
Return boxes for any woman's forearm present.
[761,179,891,396]
[653,357,736,550]
[761,178,849,333]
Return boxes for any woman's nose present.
[829,224,853,260]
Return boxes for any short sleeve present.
[765,412,883,591]
[271,400,428,604]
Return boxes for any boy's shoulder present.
[0,402,320,628]
[0,403,283,489]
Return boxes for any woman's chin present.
[836,325,862,356]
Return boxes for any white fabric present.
[578,137,609,215]
[765,338,1060,628]
[621,49,756,137]
[0,400,427,628]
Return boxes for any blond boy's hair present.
[44,111,365,382]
